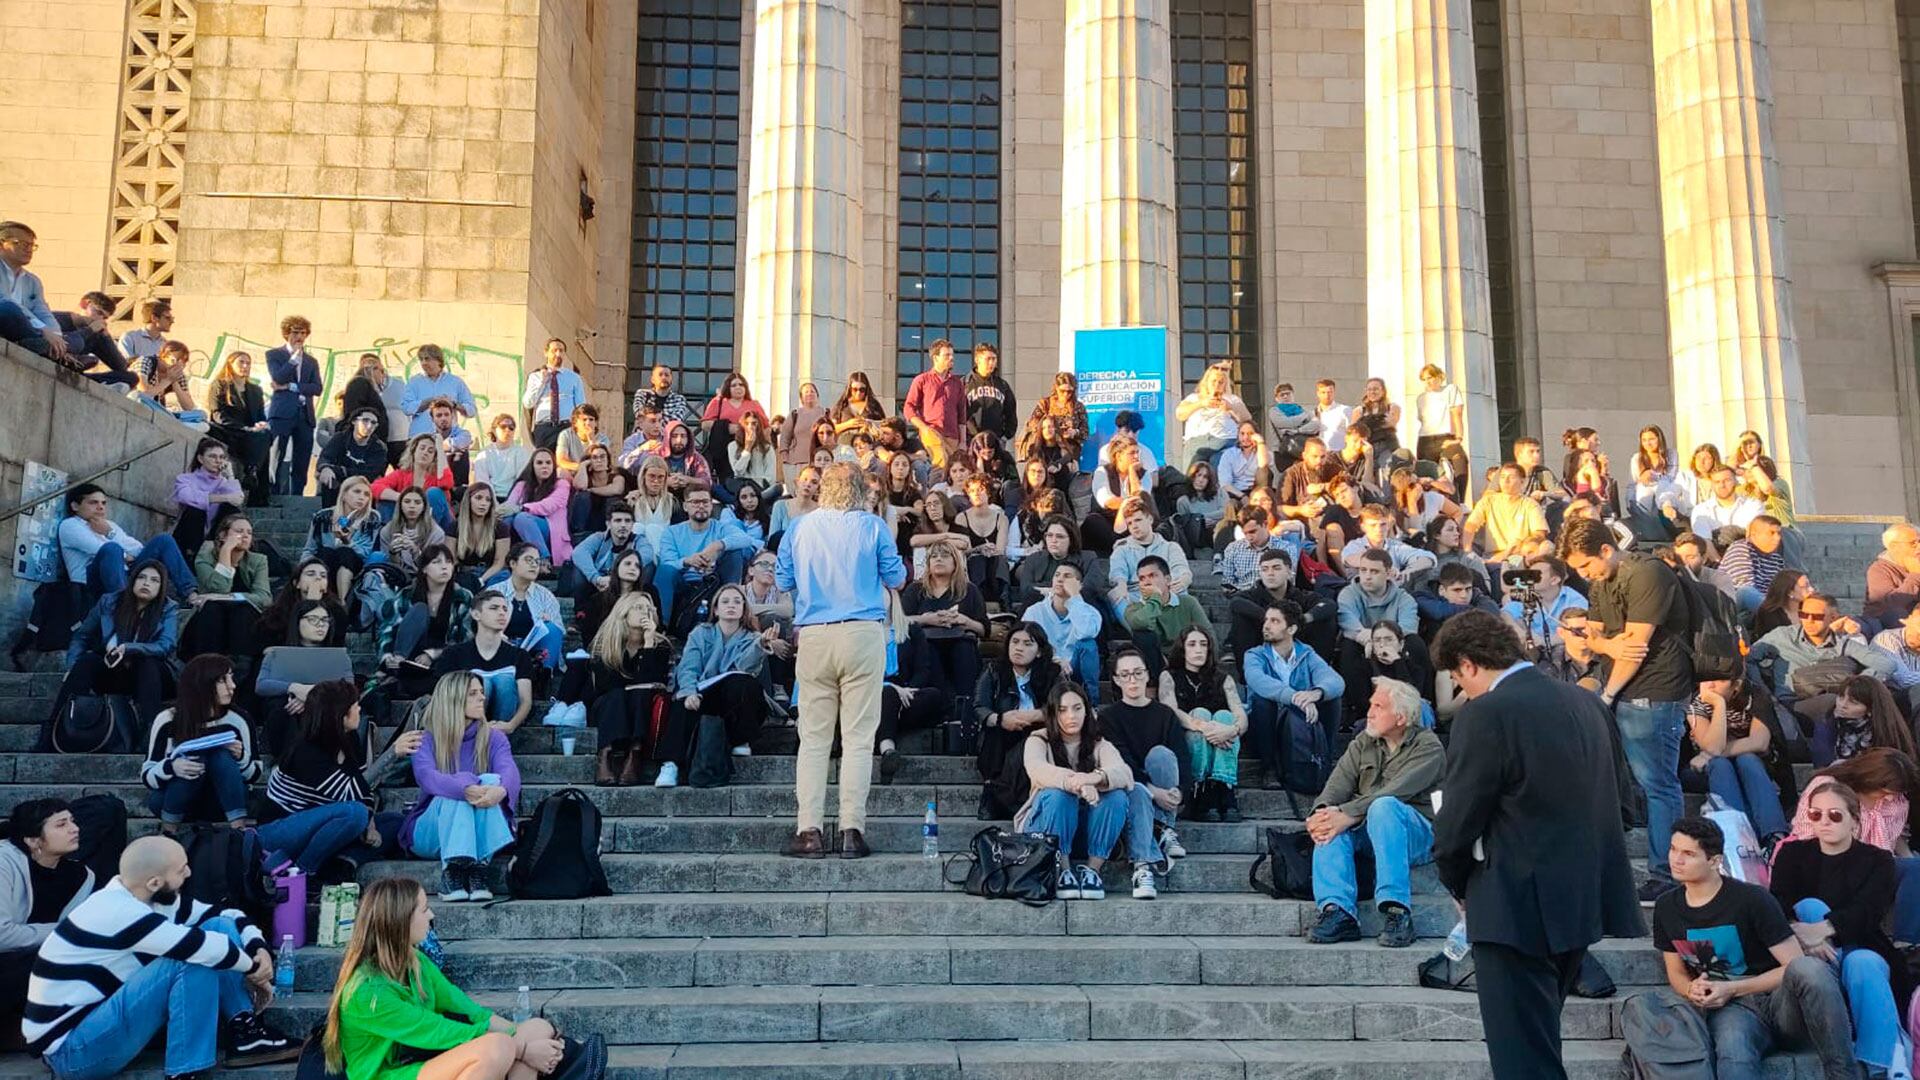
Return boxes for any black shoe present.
[877,747,901,786]
[166,1073,208,1080]
[838,828,871,859]
[1306,905,1362,944]
[224,1011,301,1066]
[1378,905,1417,949]
[552,1032,608,1080]
[1638,877,1678,903]
[1222,790,1243,823]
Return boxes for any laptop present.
[258,646,356,686]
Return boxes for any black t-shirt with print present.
[1651,878,1791,981]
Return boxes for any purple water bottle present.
[272,866,307,950]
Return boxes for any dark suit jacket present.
[265,346,323,424]
[1432,665,1644,956]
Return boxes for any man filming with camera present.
[1499,556,1586,662]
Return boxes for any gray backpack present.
[1621,991,1715,1079]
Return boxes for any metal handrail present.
[0,441,180,525]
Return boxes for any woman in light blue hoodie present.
[663,584,769,787]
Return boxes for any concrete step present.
[289,933,1662,992]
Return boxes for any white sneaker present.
[731,744,752,757]
[541,701,571,727]
[654,762,679,788]
[567,702,588,727]
[1056,865,1081,901]
[1159,826,1187,860]
[1132,864,1158,900]
[1077,864,1106,901]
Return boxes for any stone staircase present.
[0,499,1886,1078]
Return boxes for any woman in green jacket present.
[324,877,583,1080]
[182,512,272,657]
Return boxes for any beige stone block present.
[366,41,436,76]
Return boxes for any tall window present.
[629,2,742,403]
[1474,0,1527,442]
[896,0,1002,400]
[1172,0,1258,399]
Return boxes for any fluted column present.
[1651,0,1813,507]
[1365,0,1498,476]
[738,0,863,412]
[1058,0,1182,447]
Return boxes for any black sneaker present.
[1638,877,1678,904]
[1221,789,1243,823]
[1377,905,1417,948]
[224,1011,301,1066]
[877,747,901,786]
[1306,904,1362,944]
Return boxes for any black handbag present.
[943,827,1059,906]
[294,1025,344,1080]
[1419,951,1476,991]
[50,692,137,755]
[1249,825,1372,901]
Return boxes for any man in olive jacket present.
[1430,610,1642,1080]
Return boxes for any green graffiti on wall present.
[194,335,526,434]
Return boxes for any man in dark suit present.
[265,314,324,496]
[1430,609,1643,1080]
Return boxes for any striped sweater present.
[23,878,264,1054]
[140,709,262,791]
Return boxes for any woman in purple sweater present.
[402,671,520,904]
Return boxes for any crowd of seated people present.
[17,278,1920,1074]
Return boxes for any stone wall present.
[1001,1,1066,412]
[1770,0,1917,514]
[0,342,201,642]
[1505,0,1673,447]
[0,0,123,308]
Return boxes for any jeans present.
[519,620,566,670]
[257,801,372,875]
[1701,956,1860,1080]
[1793,898,1900,1072]
[1734,585,1765,615]
[513,512,553,558]
[42,917,251,1079]
[1182,709,1240,785]
[1695,754,1788,838]
[1023,788,1128,861]
[1184,434,1232,469]
[478,669,524,723]
[88,536,194,601]
[408,795,515,864]
[148,749,250,825]
[1614,698,1686,882]
[1064,640,1101,705]
[1121,745,1179,865]
[1311,795,1433,917]
[655,549,747,623]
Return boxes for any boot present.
[595,746,618,787]
[617,744,645,786]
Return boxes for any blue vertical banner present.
[1072,326,1169,472]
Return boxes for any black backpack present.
[1275,702,1334,806]
[68,794,129,885]
[181,825,276,919]
[1677,570,1743,681]
[509,789,611,900]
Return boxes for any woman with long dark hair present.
[1683,672,1790,845]
[1814,675,1914,767]
[259,679,409,874]
[567,442,627,537]
[830,371,887,446]
[1016,682,1134,900]
[452,483,511,590]
[721,478,773,550]
[373,544,471,693]
[61,558,177,729]
[1631,425,1674,484]
[1159,625,1249,822]
[972,623,1060,818]
[901,540,987,717]
[378,486,447,580]
[258,557,349,649]
[323,878,588,1080]
[1752,568,1810,639]
[575,549,649,645]
[503,447,573,564]
[1173,460,1227,558]
[140,655,261,833]
[1020,372,1090,482]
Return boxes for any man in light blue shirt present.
[1213,421,1268,501]
[655,487,754,620]
[400,344,477,436]
[1499,555,1587,652]
[1020,562,1105,696]
[520,338,587,450]
[775,463,908,859]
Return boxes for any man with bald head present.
[24,835,299,1078]
[1866,521,1920,627]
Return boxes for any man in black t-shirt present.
[1560,518,1694,902]
[1641,818,1855,1077]
[432,590,537,732]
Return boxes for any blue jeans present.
[1065,639,1101,704]
[270,413,315,496]
[512,512,553,558]
[1734,585,1764,615]
[1701,955,1857,1078]
[1697,754,1788,838]
[256,801,372,875]
[1122,745,1179,865]
[655,549,747,622]
[43,916,252,1079]
[408,795,515,864]
[1023,788,1127,861]
[1615,698,1686,882]
[1311,795,1434,917]
[1896,857,1920,943]
[478,668,524,723]
[1793,897,1901,1071]
[89,535,194,601]
[148,749,250,825]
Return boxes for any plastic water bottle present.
[512,985,533,1023]
[274,935,296,994]
[921,801,940,860]
[1443,919,1471,962]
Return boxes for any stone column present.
[1364,0,1498,476]
[738,0,863,412]
[1058,0,1182,451]
[1650,0,1813,507]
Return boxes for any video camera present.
[1500,566,1541,591]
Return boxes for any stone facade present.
[3,0,1919,514]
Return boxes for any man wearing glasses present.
[1749,592,1897,698]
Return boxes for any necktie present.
[547,370,559,424]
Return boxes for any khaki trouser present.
[794,620,888,832]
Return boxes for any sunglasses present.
[1799,610,1830,621]
[1559,626,1588,638]
[1807,809,1850,824]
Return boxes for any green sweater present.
[338,958,492,1080]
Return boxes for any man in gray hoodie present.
[0,799,93,1048]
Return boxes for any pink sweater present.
[507,478,574,563]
